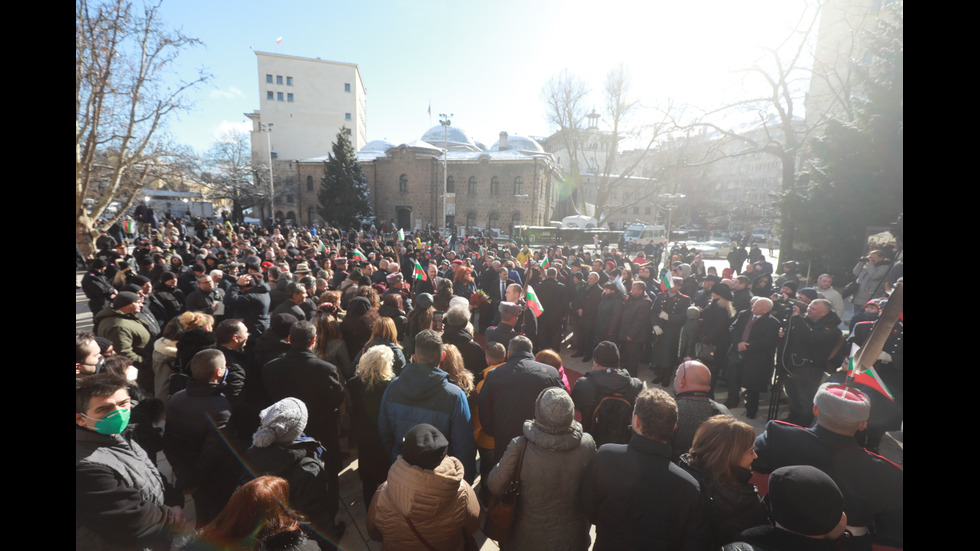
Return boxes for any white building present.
[245,51,367,165]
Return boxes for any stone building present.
[293,127,560,231]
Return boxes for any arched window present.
[306,175,313,192]
[447,175,455,194]
[511,212,521,225]
[490,176,499,195]
[466,212,476,229]
[468,176,477,195]
[488,212,499,230]
[514,177,523,195]
[399,174,408,193]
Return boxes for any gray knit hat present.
[534,387,575,435]
[415,293,434,310]
[253,397,308,447]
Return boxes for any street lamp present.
[439,113,452,229]
[261,123,275,224]
[659,192,686,269]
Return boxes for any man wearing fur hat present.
[753,383,903,551]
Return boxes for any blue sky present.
[154,0,815,154]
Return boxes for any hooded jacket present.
[378,362,476,482]
[367,455,480,551]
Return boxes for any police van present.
[623,223,667,250]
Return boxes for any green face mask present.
[83,408,131,435]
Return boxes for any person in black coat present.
[581,387,711,551]
[618,281,653,377]
[81,259,117,315]
[261,321,345,526]
[223,272,271,342]
[726,297,781,418]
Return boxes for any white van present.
[624,223,667,249]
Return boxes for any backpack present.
[591,392,634,446]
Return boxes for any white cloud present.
[213,120,253,142]
[209,86,245,100]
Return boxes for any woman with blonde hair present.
[347,345,396,508]
[347,316,405,380]
[678,415,766,547]
[440,344,474,395]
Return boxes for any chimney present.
[499,131,509,150]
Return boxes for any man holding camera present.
[779,299,843,426]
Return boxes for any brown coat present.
[367,455,480,551]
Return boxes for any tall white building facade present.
[246,51,367,164]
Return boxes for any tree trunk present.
[76,213,98,260]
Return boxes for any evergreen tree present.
[796,3,903,279]
[317,127,372,228]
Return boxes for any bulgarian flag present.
[317,242,326,253]
[351,250,367,262]
[847,357,895,401]
[123,219,136,234]
[540,254,550,270]
[525,285,544,318]
[660,269,673,291]
[397,228,405,242]
[413,259,427,281]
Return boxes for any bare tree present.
[76,0,208,257]
[543,65,672,227]
[197,130,269,223]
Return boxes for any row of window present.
[266,74,294,85]
[399,175,525,195]
[267,91,294,102]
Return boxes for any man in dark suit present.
[536,267,568,352]
[486,265,515,326]
[726,297,781,418]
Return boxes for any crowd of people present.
[76,216,903,550]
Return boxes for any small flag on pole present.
[847,357,895,401]
[398,228,405,242]
[275,36,283,45]
[351,250,367,262]
[540,254,550,270]
[413,259,427,281]
[660,270,673,291]
[525,285,544,318]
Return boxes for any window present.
[266,74,273,83]
[287,93,294,102]
[276,75,283,84]
[490,176,499,195]
[306,176,313,192]
[267,91,274,100]
[286,76,293,85]
[633,206,639,214]
[446,176,455,193]
[645,207,651,215]
[277,92,284,101]
[466,212,476,228]
[514,177,523,195]
[344,83,351,92]
[399,174,408,193]
[489,212,499,229]
[286,194,294,204]
[468,176,477,195]
[345,113,352,121]
[511,213,521,227]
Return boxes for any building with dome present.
[291,127,560,231]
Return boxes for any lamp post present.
[439,113,452,229]
[659,192,686,270]
[261,123,275,225]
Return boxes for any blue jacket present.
[378,362,476,483]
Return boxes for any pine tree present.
[317,127,372,228]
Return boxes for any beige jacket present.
[367,455,480,551]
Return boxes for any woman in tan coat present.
[367,424,480,550]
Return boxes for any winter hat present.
[593,341,620,369]
[686,305,701,320]
[767,465,844,536]
[798,288,818,301]
[534,387,575,435]
[253,397,309,447]
[112,292,141,309]
[711,283,734,302]
[813,383,870,423]
[402,424,449,469]
[415,293,434,311]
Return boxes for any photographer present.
[849,250,891,315]
[778,299,842,426]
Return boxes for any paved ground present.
[76,264,901,550]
